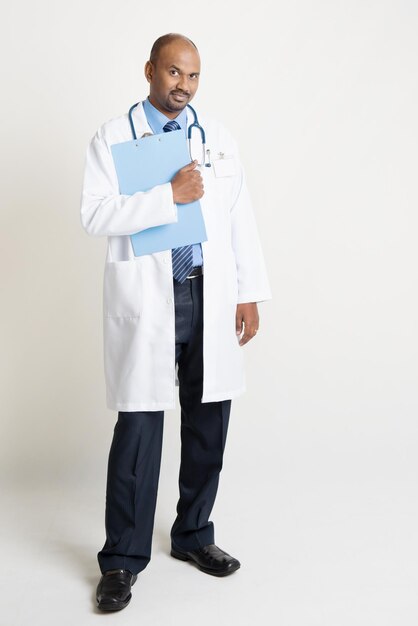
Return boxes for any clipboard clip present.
[135,132,153,147]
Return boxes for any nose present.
[176,74,189,92]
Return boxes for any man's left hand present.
[235,303,259,346]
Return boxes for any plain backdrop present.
[0,1,417,625]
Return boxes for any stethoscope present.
[128,101,211,167]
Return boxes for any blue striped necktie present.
[163,120,194,283]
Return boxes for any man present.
[81,33,272,612]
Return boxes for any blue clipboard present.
[110,129,207,256]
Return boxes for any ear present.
[144,61,153,84]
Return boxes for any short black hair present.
[149,33,198,64]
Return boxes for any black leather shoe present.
[170,543,241,577]
[96,569,137,611]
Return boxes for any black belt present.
[186,266,203,279]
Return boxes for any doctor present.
[81,33,272,612]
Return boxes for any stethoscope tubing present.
[128,101,207,165]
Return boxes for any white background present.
[1,1,417,624]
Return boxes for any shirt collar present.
[142,96,188,135]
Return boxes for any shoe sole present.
[170,548,241,577]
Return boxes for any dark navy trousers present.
[97,274,232,575]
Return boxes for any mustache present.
[171,90,190,97]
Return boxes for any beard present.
[165,90,190,111]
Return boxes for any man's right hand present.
[171,160,204,204]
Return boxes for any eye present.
[190,74,199,80]
[170,69,179,76]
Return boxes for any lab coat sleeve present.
[80,128,178,237]
[229,147,272,304]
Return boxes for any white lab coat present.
[80,101,272,411]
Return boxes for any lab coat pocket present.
[212,155,237,178]
[103,260,142,318]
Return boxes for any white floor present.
[2,469,417,626]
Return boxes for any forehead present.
[157,41,200,71]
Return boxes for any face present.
[144,40,200,118]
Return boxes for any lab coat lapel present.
[186,108,212,229]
